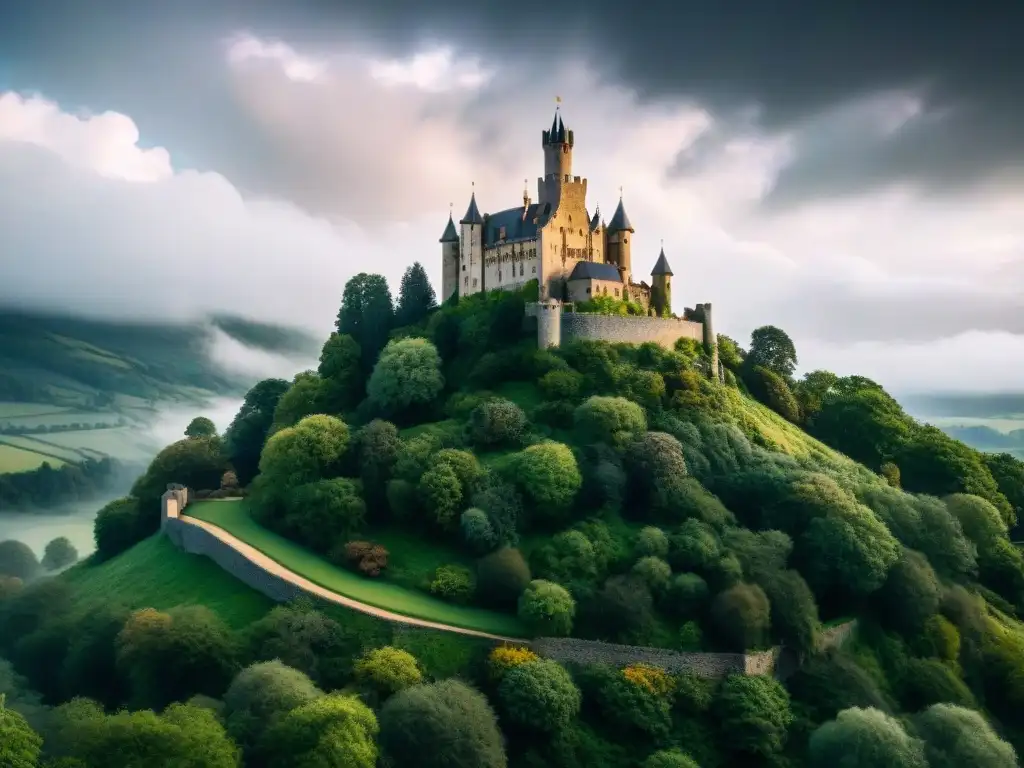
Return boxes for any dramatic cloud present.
[0,7,1022,395]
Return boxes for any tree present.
[743,366,801,423]
[794,370,839,424]
[518,579,575,636]
[763,570,819,656]
[624,432,689,512]
[116,606,239,710]
[635,526,669,558]
[746,325,798,379]
[633,556,672,592]
[223,660,323,760]
[353,646,422,701]
[367,338,444,419]
[185,416,217,439]
[810,383,912,470]
[0,695,42,768]
[467,398,528,448]
[573,395,647,445]
[808,707,927,768]
[714,675,793,759]
[477,547,532,608]
[285,478,366,551]
[355,419,400,509]
[418,463,463,531]
[395,262,437,327]
[60,603,131,708]
[244,602,352,689]
[262,693,378,768]
[336,272,395,373]
[0,540,39,581]
[711,582,771,651]
[92,497,144,561]
[41,536,78,571]
[461,508,498,554]
[270,371,326,434]
[913,703,1017,768]
[498,659,581,732]
[665,573,709,618]
[510,442,582,513]
[378,680,506,768]
[131,436,227,509]
[874,549,940,634]
[318,332,364,413]
[224,377,291,485]
[643,749,700,768]
[257,414,350,489]
[982,452,1024,530]
[802,503,900,596]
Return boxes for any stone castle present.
[439,109,719,376]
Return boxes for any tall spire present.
[439,202,458,242]
[607,190,634,233]
[651,244,674,276]
[460,182,483,225]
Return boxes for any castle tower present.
[650,245,673,317]
[538,110,574,208]
[439,208,460,302]
[459,188,484,296]
[536,298,562,348]
[606,194,634,286]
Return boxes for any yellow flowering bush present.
[488,645,538,681]
[622,663,675,697]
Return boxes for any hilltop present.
[3,269,1023,767]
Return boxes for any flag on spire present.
[555,95,561,103]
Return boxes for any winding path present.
[178,512,528,644]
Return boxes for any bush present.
[476,547,532,608]
[665,573,709,618]
[539,369,584,401]
[41,537,78,572]
[93,497,146,561]
[429,565,474,603]
[591,575,654,639]
[743,365,800,423]
[487,645,539,682]
[642,749,699,768]
[622,663,675,698]
[518,580,575,636]
[875,549,940,635]
[632,556,672,592]
[0,541,39,581]
[467,398,528,448]
[897,657,975,711]
[367,337,444,419]
[284,478,366,552]
[264,693,378,768]
[257,415,350,488]
[354,646,423,700]
[509,442,582,516]
[711,583,771,651]
[460,508,498,554]
[418,463,463,531]
[498,659,581,732]
[378,680,506,768]
[573,395,647,445]
[635,526,669,559]
[913,703,1018,768]
[808,707,926,768]
[714,675,793,759]
[337,541,389,577]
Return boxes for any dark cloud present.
[3,0,1022,209]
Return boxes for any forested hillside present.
[1,264,1021,767]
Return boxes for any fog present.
[0,499,111,560]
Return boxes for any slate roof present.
[568,261,623,282]
[651,248,674,276]
[606,199,634,232]
[460,192,484,225]
[483,203,549,245]
[439,215,459,243]
[589,208,601,231]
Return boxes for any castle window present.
[498,271,502,281]
[464,277,469,286]
[532,266,537,274]
[586,287,591,294]
[499,226,507,240]
[614,288,619,297]
[519,264,524,276]
[462,265,466,271]
[473,279,478,288]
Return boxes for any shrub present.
[665,573,709,618]
[897,657,975,711]
[476,547,531,608]
[539,369,584,401]
[743,365,800,423]
[913,703,1018,768]
[264,693,378,768]
[0,541,39,581]
[338,541,389,577]
[518,580,575,636]
[714,675,793,759]
[367,337,444,418]
[809,707,926,768]
[460,508,498,554]
[429,565,474,603]
[41,537,78,572]
[635,526,669,559]
[532,400,577,429]
[468,398,528,448]
[678,621,703,651]
[590,575,654,639]
[510,442,582,514]
[711,583,771,651]
[632,556,672,592]
[93,497,146,561]
[642,749,699,768]
[573,395,647,445]
[354,646,423,700]
[622,663,675,698]
[498,659,581,732]
[418,463,464,531]
[284,478,366,552]
[257,414,350,488]
[487,645,539,681]
[875,548,940,635]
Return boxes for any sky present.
[0,1,1022,396]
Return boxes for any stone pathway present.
[179,513,528,644]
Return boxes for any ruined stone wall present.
[562,312,704,349]
[530,637,778,678]
[817,620,858,652]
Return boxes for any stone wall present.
[561,311,704,349]
[530,637,779,679]
[817,620,858,652]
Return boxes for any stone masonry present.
[561,311,704,348]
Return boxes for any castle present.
[439,109,719,377]
[439,110,674,316]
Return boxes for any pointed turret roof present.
[606,199,634,232]
[651,247,674,276]
[589,207,601,231]
[460,192,483,225]
[439,214,459,243]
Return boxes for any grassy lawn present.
[186,499,527,637]
[0,443,66,472]
[367,525,473,592]
[61,534,274,628]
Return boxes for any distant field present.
[0,402,72,418]
[0,434,89,462]
[62,534,274,628]
[925,415,1024,433]
[0,410,122,429]
[0,443,65,472]
[42,428,155,462]
[187,499,527,636]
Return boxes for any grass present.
[40,428,154,461]
[0,411,120,428]
[368,525,474,592]
[0,402,71,419]
[61,534,275,629]
[0,434,89,462]
[0,443,66,472]
[186,499,528,637]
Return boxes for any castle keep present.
[440,109,719,375]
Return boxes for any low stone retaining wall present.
[530,637,779,678]
[817,620,858,651]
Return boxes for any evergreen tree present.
[336,273,395,373]
[395,262,437,328]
